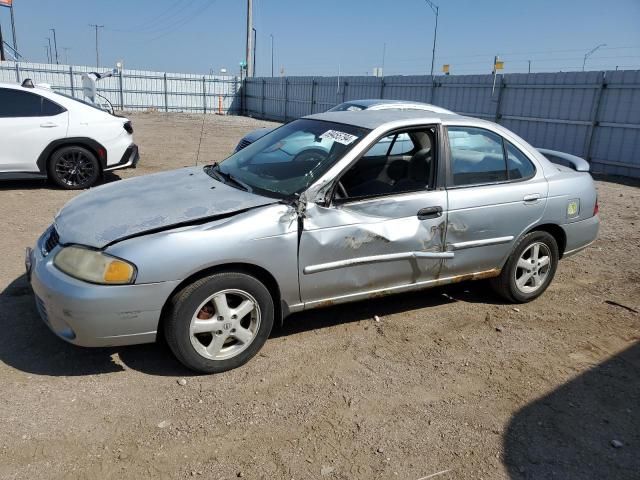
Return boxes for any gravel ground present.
[0,112,639,480]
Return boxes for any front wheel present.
[490,231,559,303]
[164,272,274,373]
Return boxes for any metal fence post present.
[584,71,607,164]
[69,66,75,97]
[310,78,316,115]
[163,73,168,112]
[283,78,289,121]
[14,62,19,82]
[118,71,125,111]
[261,79,266,117]
[202,76,207,114]
[494,76,505,123]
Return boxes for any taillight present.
[593,197,599,216]
[123,121,133,134]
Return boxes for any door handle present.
[40,122,58,128]
[523,193,541,202]
[417,206,443,220]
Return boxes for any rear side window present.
[447,127,535,186]
[448,127,507,186]
[505,141,536,179]
[0,88,65,117]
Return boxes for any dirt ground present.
[1,112,639,480]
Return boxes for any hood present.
[54,166,276,248]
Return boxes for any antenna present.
[195,113,206,166]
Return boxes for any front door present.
[298,125,451,307]
[0,88,68,172]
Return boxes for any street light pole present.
[424,0,439,79]
[270,34,274,77]
[46,36,52,63]
[582,43,606,71]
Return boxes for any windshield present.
[208,119,370,198]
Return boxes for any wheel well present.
[37,138,108,174]
[159,263,284,334]
[527,223,567,257]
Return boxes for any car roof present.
[338,98,454,114]
[0,81,60,98]
[305,109,474,130]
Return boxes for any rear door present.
[443,126,548,276]
[0,88,68,173]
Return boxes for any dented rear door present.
[299,190,449,307]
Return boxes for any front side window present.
[337,127,435,200]
[207,119,370,198]
[0,88,65,118]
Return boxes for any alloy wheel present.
[189,289,261,361]
[514,242,552,294]
[54,151,97,187]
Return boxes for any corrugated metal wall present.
[0,61,242,114]
[244,71,640,178]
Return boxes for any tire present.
[164,272,274,374]
[48,145,100,190]
[490,231,559,303]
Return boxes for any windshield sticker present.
[320,130,359,145]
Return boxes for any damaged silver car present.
[27,109,599,373]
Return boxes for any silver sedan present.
[27,109,599,373]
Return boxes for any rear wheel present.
[490,231,559,303]
[164,272,274,373]
[48,145,100,189]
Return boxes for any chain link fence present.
[0,61,242,114]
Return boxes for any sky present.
[1,0,639,76]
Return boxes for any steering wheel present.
[292,148,328,163]
[335,181,348,200]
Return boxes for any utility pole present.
[50,28,59,64]
[424,0,439,79]
[0,24,5,61]
[270,33,274,77]
[44,45,50,63]
[252,27,256,76]
[381,42,386,77]
[245,0,254,77]
[89,24,104,67]
[528,60,531,74]
[9,0,17,55]
[46,37,52,63]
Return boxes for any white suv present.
[0,80,139,189]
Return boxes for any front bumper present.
[27,236,180,347]
[104,144,139,172]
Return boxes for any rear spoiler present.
[537,148,590,172]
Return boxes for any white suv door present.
[0,87,69,173]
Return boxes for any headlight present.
[54,246,137,285]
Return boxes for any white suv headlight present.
[54,246,137,285]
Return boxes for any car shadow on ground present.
[0,172,123,192]
[0,273,502,378]
[503,341,640,479]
